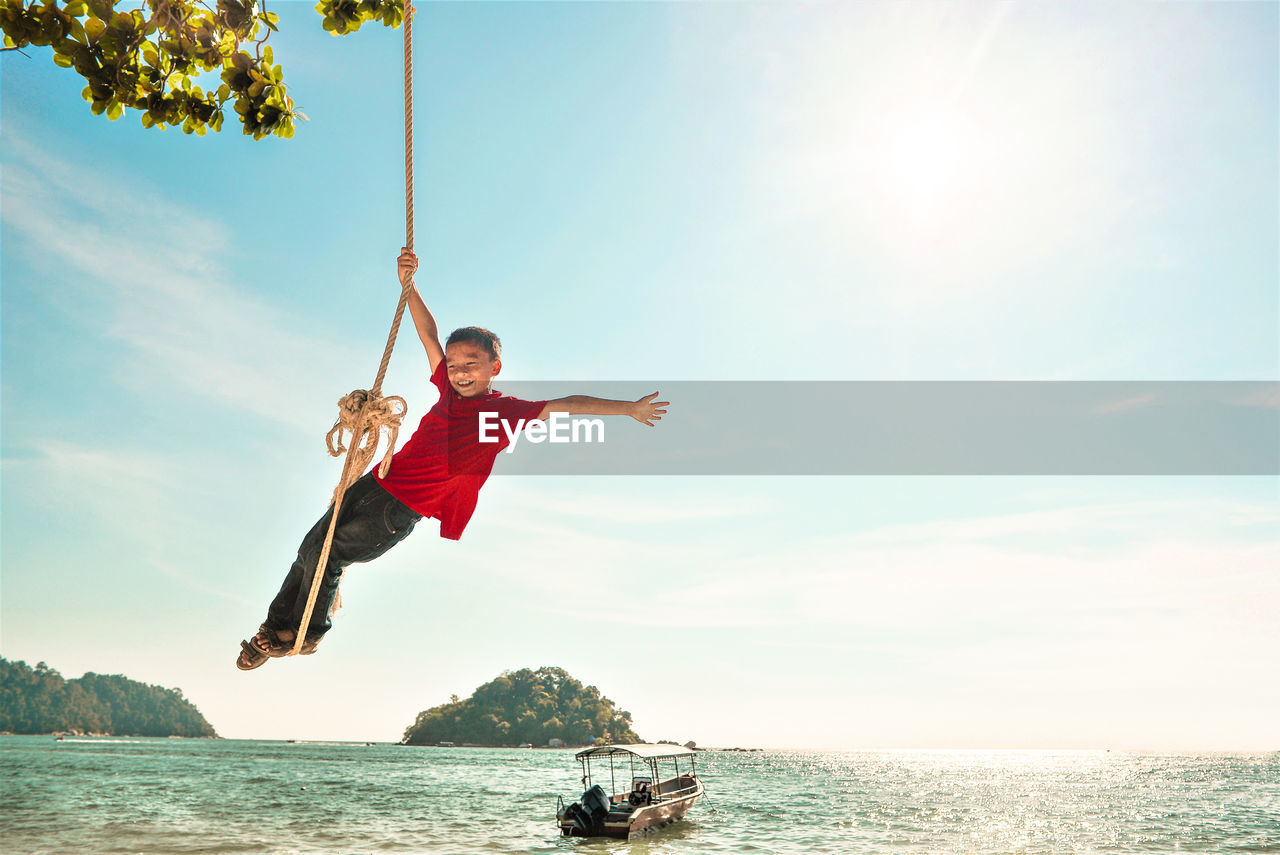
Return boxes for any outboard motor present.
[565,784,610,836]
[582,784,610,818]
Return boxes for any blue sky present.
[2,1,1277,749]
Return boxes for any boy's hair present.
[446,326,501,361]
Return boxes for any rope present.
[291,2,417,656]
[404,3,415,256]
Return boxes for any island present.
[401,666,640,747]
[0,657,217,737]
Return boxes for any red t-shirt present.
[375,361,547,540]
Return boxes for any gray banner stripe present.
[489,381,1279,475]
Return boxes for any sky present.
[2,1,1277,751]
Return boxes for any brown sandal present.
[234,625,320,671]
[235,638,271,671]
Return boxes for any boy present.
[235,248,668,670]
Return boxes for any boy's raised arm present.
[398,247,445,372]
[537,393,669,426]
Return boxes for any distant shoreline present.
[4,732,220,739]
[395,742,761,752]
[4,733,770,750]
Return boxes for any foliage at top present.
[0,656,217,737]
[401,666,643,748]
[0,0,403,138]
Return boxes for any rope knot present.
[325,389,408,488]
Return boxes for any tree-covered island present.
[0,657,217,737]
[402,666,641,747]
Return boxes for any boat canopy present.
[575,743,695,761]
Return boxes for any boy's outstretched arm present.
[537,393,669,426]
[398,247,445,372]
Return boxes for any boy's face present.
[444,341,501,397]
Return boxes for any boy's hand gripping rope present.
[291,4,417,656]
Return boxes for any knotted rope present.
[325,389,408,484]
[291,3,417,655]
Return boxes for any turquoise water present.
[2,737,1277,854]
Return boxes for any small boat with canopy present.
[556,743,704,838]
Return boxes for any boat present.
[556,743,703,838]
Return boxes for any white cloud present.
[2,125,362,436]
[5,439,252,604]
[480,497,1280,638]
[11,438,176,526]
[497,481,773,524]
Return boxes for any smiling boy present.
[235,248,668,670]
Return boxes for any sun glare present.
[879,108,982,230]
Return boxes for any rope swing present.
[291,5,417,656]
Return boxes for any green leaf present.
[23,0,388,140]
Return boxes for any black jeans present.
[265,472,422,640]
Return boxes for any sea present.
[2,736,1277,854]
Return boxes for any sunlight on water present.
[2,738,1277,854]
